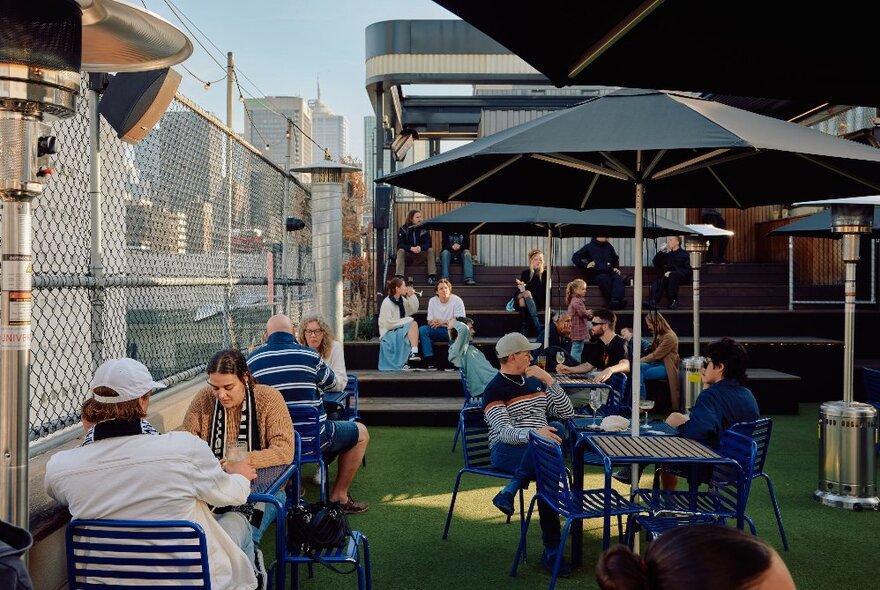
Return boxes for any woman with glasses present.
[298,313,347,392]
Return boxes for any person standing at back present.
[396,209,437,285]
[565,279,593,363]
[571,237,627,309]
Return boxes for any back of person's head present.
[593,308,616,329]
[386,276,405,297]
[596,526,778,590]
[265,314,294,337]
[207,349,256,388]
[84,358,165,423]
[703,337,749,381]
[566,279,586,304]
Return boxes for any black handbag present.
[287,501,355,573]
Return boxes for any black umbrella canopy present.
[380,89,880,210]
[433,1,874,106]
[414,203,691,238]
[769,209,880,239]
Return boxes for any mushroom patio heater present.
[0,0,190,528]
[808,200,879,510]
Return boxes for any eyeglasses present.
[702,358,713,369]
[304,329,324,336]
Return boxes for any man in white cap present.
[45,358,261,590]
[482,333,575,577]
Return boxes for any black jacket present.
[0,520,33,590]
[519,268,548,311]
[571,239,620,281]
[652,248,692,278]
[397,225,432,252]
[441,231,470,252]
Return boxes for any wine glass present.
[588,389,608,425]
[639,399,656,427]
[555,351,566,369]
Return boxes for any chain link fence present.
[20,76,313,440]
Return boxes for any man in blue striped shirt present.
[248,315,369,513]
[483,332,575,577]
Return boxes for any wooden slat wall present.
[393,201,475,257]
[757,216,845,285]
[686,206,779,262]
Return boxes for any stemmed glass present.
[639,399,656,427]
[555,351,566,368]
[588,389,608,425]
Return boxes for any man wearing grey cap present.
[482,333,576,577]
[45,358,261,590]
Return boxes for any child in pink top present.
[566,279,592,362]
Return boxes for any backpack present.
[0,519,34,590]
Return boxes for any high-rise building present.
[244,96,312,173]
[308,83,349,163]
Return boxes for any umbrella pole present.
[631,179,645,554]
[545,228,552,349]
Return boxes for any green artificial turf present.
[260,404,880,589]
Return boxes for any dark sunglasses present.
[592,321,607,327]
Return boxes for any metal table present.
[571,432,735,566]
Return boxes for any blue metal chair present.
[67,519,211,588]
[633,430,757,542]
[343,374,360,422]
[275,531,373,590]
[512,431,643,590]
[451,368,483,452]
[597,372,630,418]
[443,406,525,540]
[730,418,789,550]
[287,403,327,501]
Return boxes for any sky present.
[141,0,459,163]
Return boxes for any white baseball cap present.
[89,358,166,404]
[496,332,542,359]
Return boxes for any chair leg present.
[442,470,466,539]
[510,497,538,577]
[361,534,373,590]
[745,515,757,536]
[547,519,573,590]
[451,418,462,452]
[761,473,790,551]
[518,488,527,562]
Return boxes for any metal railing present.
[12,77,314,441]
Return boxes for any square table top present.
[591,435,720,461]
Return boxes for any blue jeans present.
[418,325,449,359]
[570,340,585,363]
[490,421,567,548]
[252,489,286,544]
[440,249,474,281]
[215,511,255,563]
[640,361,667,399]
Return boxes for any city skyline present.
[141,0,456,163]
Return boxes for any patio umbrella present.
[415,203,691,347]
[769,209,880,239]
[432,1,873,106]
[380,88,880,448]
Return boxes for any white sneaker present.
[402,364,415,371]
[254,548,267,590]
[408,351,421,362]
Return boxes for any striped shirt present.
[482,373,575,449]
[247,332,338,444]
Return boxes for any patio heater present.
[291,156,361,342]
[814,203,879,510]
[0,0,190,529]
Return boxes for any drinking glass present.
[639,399,656,427]
[225,441,249,466]
[588,389,608,424]
[555,351,566,368]
[536,355,546,370]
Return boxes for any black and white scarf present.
[82,419,160,446]
[208,380,262,460]
[207,381,262,522]
[391,294,406,319]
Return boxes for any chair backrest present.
[459,369,481,406]
[528,431,574,517]
[710,430,758,518]
[344,374,359,419]
[863,367,880,407]
[729,418,772,477]
[605,372,629,414]
[287,403,322,464]
[67,519,211,589]
[460,407,493,470]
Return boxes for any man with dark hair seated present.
[661,337,759,489]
